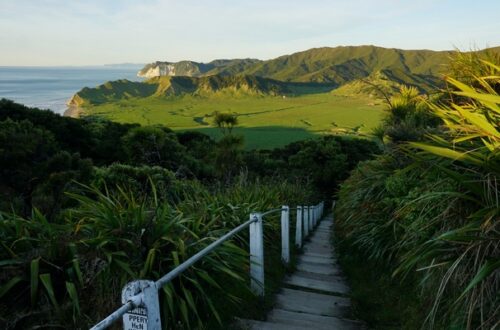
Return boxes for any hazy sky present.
[1,0,499,66]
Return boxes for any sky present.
[0,0,499,66]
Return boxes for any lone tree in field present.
[213,111,238,135]
[212,111,243,182]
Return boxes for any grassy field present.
[81,92,385,149]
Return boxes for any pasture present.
[81,92,385,149]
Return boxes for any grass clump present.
[335,51,499,329]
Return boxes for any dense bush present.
[336,54,499,329]
[0,176,313,329]
[0,99,378,329]
[245,135,380,198]
[0,118,93,216]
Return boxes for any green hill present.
[68,75,296,106]
[139,45,500,93]
[238,45,452,83]
[331,69,443,98]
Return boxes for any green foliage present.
[122,126,179,166]
[0,118,93,216]
[244,136,380,198]
[336,51,500,329]
[93,164,193,203]
[213,111,238,135]
[0,176,313,329]
[374,85,441,143]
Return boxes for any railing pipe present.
[260,207,284,217]
[90,202,325,330]
[90,300,138,330]
[155,216,258,288]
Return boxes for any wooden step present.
[298,254,337,265]
[275,288,351,317]
[285,273,350,295]
[237,318,311,330]
[239,214,364,329]
[268,309,365,330]
[296,261,342,276]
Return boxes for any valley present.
[67,46,499,149]
[73,92,384,149]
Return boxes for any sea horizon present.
[0,65,143,115]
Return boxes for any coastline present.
[63,105,83,118]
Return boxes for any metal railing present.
[90,201,325,330]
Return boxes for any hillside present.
[239,45,451,84]
[68,75,295,106]
[331,69,443,98]
[139,45,500,93]
[138,58,261,78]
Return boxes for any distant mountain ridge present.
[70,45,500,107]
[139,45,500,92]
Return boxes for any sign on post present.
[122,280,161,330]
[123,307,147,330]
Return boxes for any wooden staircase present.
[238,215,364,329]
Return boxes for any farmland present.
[77,92,384,149]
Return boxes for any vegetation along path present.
[239,214,365,329]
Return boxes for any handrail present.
[155,216,257,288]
[90,201,325,330]
[91,216,258,330]
[260,207,285,217]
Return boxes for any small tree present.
[213,111,238,135]
[212,112,243,182]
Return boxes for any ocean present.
[0,66,143,115]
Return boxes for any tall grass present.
[336,53,499,329]
[0,175,313,329]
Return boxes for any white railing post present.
[281,205,290,264]
[295,206,303,248]
[249,212,264,296]
[313,205,317,226]
[121,280,161,330]
[309,205,313,232]
[303,206,309,237]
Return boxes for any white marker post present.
[249,212,264,296]
[303,206,309,237]
[295,206,303,248]
[281,205,290,264]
